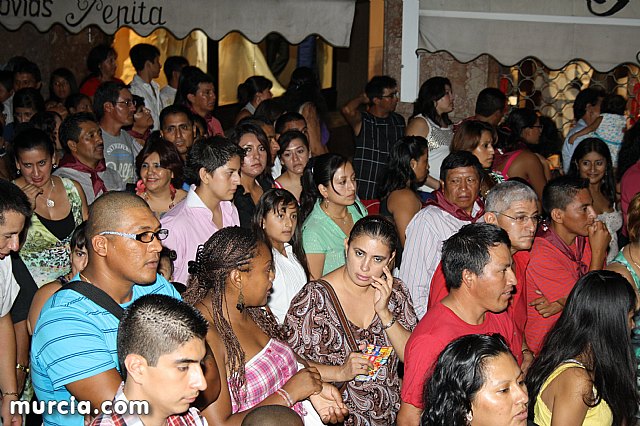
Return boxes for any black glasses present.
[115,100,135,107]
[380,92,399,99]
[99,229,169,243]
[494,212,541,225]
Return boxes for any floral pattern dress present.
[285,278,417,426]
[19,177,83,287]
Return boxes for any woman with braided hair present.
[184,226,348,425]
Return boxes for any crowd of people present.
[1,42,640,426]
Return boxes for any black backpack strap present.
[58,281,125,319]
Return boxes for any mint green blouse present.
[302,200,367,276]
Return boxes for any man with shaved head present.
[31,192,181,426]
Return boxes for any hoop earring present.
[16,169,20,175]
[236,288,245,312]
[324,198,329,209]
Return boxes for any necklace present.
[627,245,640,271]
[142,186,177,211]
[79,273,91,283]
[322,204,350,225]
[46,178,55,208]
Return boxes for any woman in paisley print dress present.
[13,127,88,287]
[285,216,418,426]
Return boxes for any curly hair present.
[421,333,514,426]
[183,226,285,403]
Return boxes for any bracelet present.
[382,317,396,330]
[276,388,294,407]
[2,391,19,397]
[16,363,29,374]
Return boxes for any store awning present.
[401,0,640,100]
[0,0,357,47]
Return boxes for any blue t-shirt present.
[31,274,180,426]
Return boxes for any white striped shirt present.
[398,203,482,320]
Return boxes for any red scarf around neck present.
[424,189,485,222]
[58,153,108,197]
[537,221,589,276]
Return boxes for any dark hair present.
[86,44,116,76]
[422,333,515,426]
[93,81,128,121]
[282,67,328,119]
[277,130,309,157]
[601,94,626,115]
[365,76,397,102]
[451,120,496,153]
[131,94,145,110]
[300,153,356,220]
[163,56,189,82]
[65,93,92,113]
[30,111,62,148]
[526,270,639,425]
[159,246,177,281]
[495,108,538,153]
[192,114,208,140]
[129,43,160,73]
[275,111,306,134]
[70,221,87,251]
[160,104,193,129]
[475,88,507,118]
[13,88,45,114]
[348,215,398,256]
[567,138,615,206]
[14,60,41,83]
[59,112,98,153]
[440,151,483,183]
[252,188,310,279]
[617,121,640,181]
[231,120,272,168]
[0,179,32,225]
[573,87,605,120]
[413,76,452,127]
[628,193,640,242]
[541,175,589,218]
[184,136,244,186]
[174,66,214,108]
[117,294,208,380]
[378,136,429,198]
[237,76,273,106]
[48,68,78,103]
[0,70,13,92]
[183,226,284,402]
[12,127,55,159]
[254,99,286,125]
[532,116,563,158]
[442,223,510,291]
[135,134,184,188]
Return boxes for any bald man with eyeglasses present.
[31,192,181,426]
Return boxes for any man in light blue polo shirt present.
[31,192,180,426]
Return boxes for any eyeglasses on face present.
[98,229,169,243]
[493,212,541,225]
[115,100,135,107]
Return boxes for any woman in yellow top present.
[526,270,638,425]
